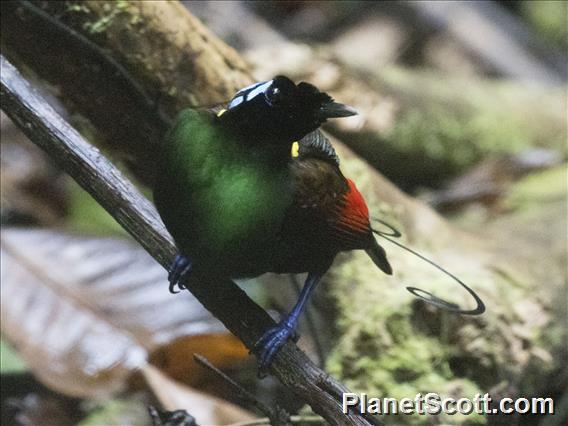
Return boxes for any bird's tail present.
[370,218,485,315]
[366,239,393,275]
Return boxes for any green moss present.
[66,3,90,14]
[329,256,452,391]
[504,166,567,212]
[390,109,478,169]
[328,319,486,425]
[387,97,549,176]
[379,68,567,175]
[129,10,143,26]
[326,241,561,423]
[83,0,130,34]
[323,209,552,424]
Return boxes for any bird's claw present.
[254,318,299,375]
[168,254,193,294]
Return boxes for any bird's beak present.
[319,102,358,119]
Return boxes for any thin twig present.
[193,354,274,418]
[194,354,292,426]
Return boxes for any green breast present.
[154,109,292,269]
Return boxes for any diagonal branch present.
[1,55,381,426]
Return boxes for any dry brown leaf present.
[0,228,239,398]
[149,334,248,388]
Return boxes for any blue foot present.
[254,316,300,373]
[168,254,193,294]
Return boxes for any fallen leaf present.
[149,334,248,388]
[1,228,241,398]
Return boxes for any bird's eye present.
[265,86,281,106]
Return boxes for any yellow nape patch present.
[291,141,299,158]
[217,109,227,117]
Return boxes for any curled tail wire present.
[371,219,485,316]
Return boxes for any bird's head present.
[220,76,357,144]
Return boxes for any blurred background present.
[1,1,566,425]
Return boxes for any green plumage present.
[154,109,293,276]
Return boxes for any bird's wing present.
[287,131,374,252]
[286,131,392,274]
[296,130,340,166]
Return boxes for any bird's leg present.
[168,254,193,294]
[255,271,323,372]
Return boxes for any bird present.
[153,76,392,370]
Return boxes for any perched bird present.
[153,76,392,370]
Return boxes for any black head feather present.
[221,76,356,145]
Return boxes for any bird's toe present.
[254,321,299,374]
[168,254,193,294]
